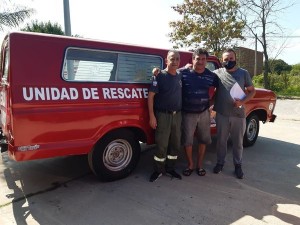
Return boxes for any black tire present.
[0,144,8,153]
[88,129,140,181]
[243,114,259,147]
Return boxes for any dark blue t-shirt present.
[149,70,182,111]
[181,68,218,113]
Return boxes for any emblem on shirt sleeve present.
[152,76,157,86]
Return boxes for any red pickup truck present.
[0,32,276,181]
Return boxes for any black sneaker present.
[213,164,223,174]
[149,172,162,182]
[235,164,244,179]
[166,170,182,180]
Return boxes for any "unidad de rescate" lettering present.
[22,87,148,101]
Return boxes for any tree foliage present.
[0,1,34,31]
[169,0,245,56]
[269,59,292,75]
[22,20,64,35]
[290,63,300,76]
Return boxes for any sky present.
[1,0,300,65]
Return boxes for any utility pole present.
[63,0,72,36]
[63,0,74,79]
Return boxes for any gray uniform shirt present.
[213,67,253,118]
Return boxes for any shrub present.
[252,73,300,97]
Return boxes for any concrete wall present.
[235,47,263,77]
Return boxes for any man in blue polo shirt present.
[181,48,218,177]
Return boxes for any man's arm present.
[148,91,157,129]
[234,85,256,108]
[152,65,190,76]
[244,85,256,103]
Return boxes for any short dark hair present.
[222,48,236,58]
[192,48,209,59]
[167,49,180,57]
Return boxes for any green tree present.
[0,1,34,31]
[169,0,245,56]
[269,59,292,75]
[22,20,64,35]
[290,63,300,76]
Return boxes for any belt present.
[156,109,181,115]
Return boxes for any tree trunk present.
[263,49,270,89]
[261,12,269,89]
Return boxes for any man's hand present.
[149,115,157,129]
[185,63,192,69]
[209,105,216,119]
[234,98,243,108]
[152,68,160,76]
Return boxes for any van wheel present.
[88,129,140,181]
[243,114,259,147]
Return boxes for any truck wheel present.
[88,129,140,181]
[243,114,259,147]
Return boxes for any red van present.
[0,32,276,181]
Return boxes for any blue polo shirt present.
[181,68,218,113]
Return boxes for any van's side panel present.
[5,32,193,161]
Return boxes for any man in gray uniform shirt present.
[213,48,256,179]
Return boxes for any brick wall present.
[235,47,263,77]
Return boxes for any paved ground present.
[0,99,300,225]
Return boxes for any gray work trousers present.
[154,111,182,173]
[216,113,246,165]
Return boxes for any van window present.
[63,48,162,83]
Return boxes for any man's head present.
[165,50,180,73]
[192,48,209,73]
[222,48,237,71]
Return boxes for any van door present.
[0,39,10,152]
